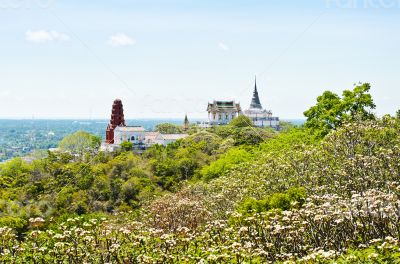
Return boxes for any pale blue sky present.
[0,0,399,119]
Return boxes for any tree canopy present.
[229,115,253,128]
[155,123,183,134]
[304,83,375,137]
[58,131,101,156]
[120,141,133,152]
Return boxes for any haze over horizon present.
[1,0,399,119]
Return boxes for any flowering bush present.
[0,189,400,263]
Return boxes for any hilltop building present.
[101,99,188,152]
[114,126,146,146]
[106,99,126,144]
[113,126,187,148]
[244,77,280,129]
[207,101,242,125]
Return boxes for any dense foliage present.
[304,83,375,137]
[58,131,101,156]
[1,85,400,262]
[155,123,184,134]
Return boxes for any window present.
[131,136,135,141]
[226,114,229,120]
[218,114,222,120]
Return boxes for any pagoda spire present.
[183,114,189,131]
[250,76,262,109]
[106,99,126,144]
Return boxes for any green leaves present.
[155,123,183,134]
[304,83,376,137]
[396,109,400,119]
[58,131,101,156]
[236,187,306,217]
[120,141,133,152]
[229,115,253,128]
[201,147,253,181]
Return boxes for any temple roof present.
[207,101,241,112]
[250,77,263,110]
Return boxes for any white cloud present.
[107,33,136,47]
[218,42,229,51]
[25,30,70,43]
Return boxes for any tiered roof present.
[106,99,126,144]
[207,101,241,112]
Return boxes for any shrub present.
[201,147,253,181]
[120,141,133,152]
[236,187,306,216]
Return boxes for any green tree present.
[229,115,253,128]
[396,109,400,119]
[120,141,133,152]
[155,123,183,134]
[341,83,376,121]
[304,83,375,137]
[58,131,101,156]
[232,127,274,146]
[0,158,32,188]
[201,147,253,181]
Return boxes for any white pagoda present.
[244,77,280,129]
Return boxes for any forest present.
[1,83,400,263]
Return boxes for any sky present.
[0,0,399,119]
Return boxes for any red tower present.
[106,99,126,144]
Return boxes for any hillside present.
[0,84,400,263]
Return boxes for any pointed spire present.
[250,76,262,109]
[183,114,189,131]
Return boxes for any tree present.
[120,141,133,152]
[229,115,253,128]
[58,131,101,156]
[304,83,375,137]
[396,109,400,119]
[155,123,183,134]
[232,127,274,146]
[341,83,376,121]
[201,147,253,181]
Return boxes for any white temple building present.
[207,101,242,125]
[114,126,146,145]
[101,126,188,152]
[244,77,280,129]
[114,126,188,148]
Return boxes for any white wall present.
[114,131,146,145]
